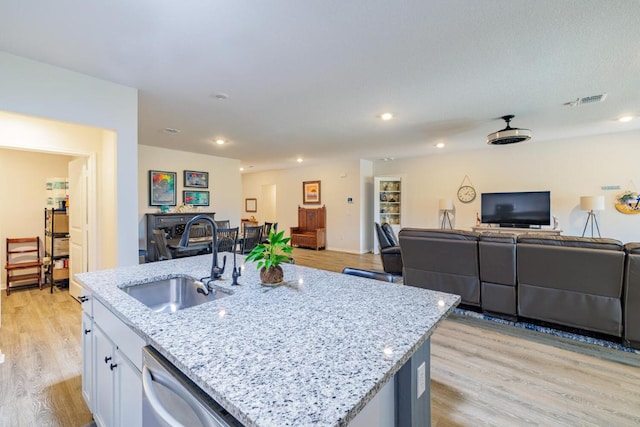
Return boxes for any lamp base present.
[581,210,601,238]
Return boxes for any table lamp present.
[580,196,604,238]
[439,199,454,229]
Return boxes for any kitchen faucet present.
[178,215,226,290]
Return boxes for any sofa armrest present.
[381,246,401,255]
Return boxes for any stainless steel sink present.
[121,277,231,313]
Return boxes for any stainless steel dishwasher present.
[142,346,243,427]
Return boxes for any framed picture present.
[245,198,257,212]
[303,180,321,204]
[149,170,177,206]
[184,170,209,188]
[183,190,210,206]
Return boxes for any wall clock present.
[457,185,476,203]
[457,175,476,203]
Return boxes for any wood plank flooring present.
[0,286,93,427]
[1,249,639,426]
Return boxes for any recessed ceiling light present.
[161,127,181,134]
[239,167,244,171]
[379,112,394,121]
[215,138,226,145]
[619,116,633,123]
[380,157,395,162]
[436,142,445,148]
[297,158,303,163]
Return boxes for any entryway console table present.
[472,226,562,236]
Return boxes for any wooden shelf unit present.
[44,208,70,291]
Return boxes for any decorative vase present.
[260,266,283,285]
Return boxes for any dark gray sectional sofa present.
[398,228,639,349]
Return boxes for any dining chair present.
[5,237,43,295]
[151,228,174,261]
[151,228,199,260]
[216,227,239,254]
[215,220,231,229]
[262,222,278,243]
[240,225,263,254]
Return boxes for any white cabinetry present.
[81,311,93,412]
[81,288,144,427]
[373,176,403,254]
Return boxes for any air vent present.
[564,93,607,107]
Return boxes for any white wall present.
[138,145,242,250]
[0,149,73,287]
[0,51,138,267]
[242,159,372,253]
[373,130,640,243]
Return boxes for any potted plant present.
[245,229,293,285]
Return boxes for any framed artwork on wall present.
[184,170,209,188]
[184,190,210,206]
[245,198,257,212]
[149,170,177,206]
[303,180,321,204]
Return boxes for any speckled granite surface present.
[76,254,460,427]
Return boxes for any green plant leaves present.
[245,228,293,270]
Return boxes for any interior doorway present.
[0,111,99,304]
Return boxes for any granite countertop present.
[76,254,460,427]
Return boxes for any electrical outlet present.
[417,362,426,398]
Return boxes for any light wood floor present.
[1,249,639,426]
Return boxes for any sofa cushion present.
[479,232,517,244]
[625,242,640,254]
[400,228,480,241]
[517,234,623,251]
[479,233,516,286]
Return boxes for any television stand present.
[471,226,562,236]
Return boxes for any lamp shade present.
[439,199,454,210]
[580,196,605,211]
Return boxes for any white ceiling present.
[1,1,639,172]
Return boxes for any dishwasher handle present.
[142,364,225,427]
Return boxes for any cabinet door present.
[81,312,93,412]
[93,325,115,427]
[115,349,142,427]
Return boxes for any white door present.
[68,157,88,300]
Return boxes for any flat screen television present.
[481,191,551,228]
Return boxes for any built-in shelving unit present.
[44,208,69,290]
[374,176,403,254]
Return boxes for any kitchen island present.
[77,254,459,427]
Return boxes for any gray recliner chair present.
[374,222,403,275]
[399,228,481,306]
[517,234,625,337]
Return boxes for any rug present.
[452,307,640,356]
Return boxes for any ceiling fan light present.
[487,115,532,145]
